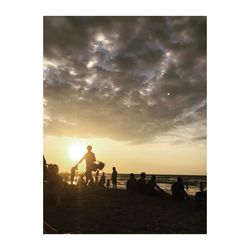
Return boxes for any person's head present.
[49,164,59,176]
[200,182,205,192]
[113,167,116,171]
[87,145,92,152]
[102,172,105,176]
[177,177,183,183]
[140,172,146,179]
[130,173,135,179]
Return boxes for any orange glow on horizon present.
[44,136,206,175]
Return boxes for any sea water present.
[61,172,207,196]
[114,174,206,196]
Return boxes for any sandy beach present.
[44,187,206,234]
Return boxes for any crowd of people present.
[125,172,204,201]
[44,145,206,208]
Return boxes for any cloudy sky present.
[43,16,206,174]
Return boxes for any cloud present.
[44,16,206,144]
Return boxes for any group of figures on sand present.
[44,145,206,209]
[126,172,198,201]
[130,173,206,207]
[69,145,117,188]
[71,167,118,189]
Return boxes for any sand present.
[44,187,206,234]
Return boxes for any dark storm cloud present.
[44,16,206,143]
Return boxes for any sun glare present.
[69,143,85,161]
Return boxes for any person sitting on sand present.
[136,172,147,193]
[126,173,137,191]
[47,164,63,187]
[71,165,78,185]
[106,178,110,188]
[98,172,106,187]
[195,182,207,208]
[75,145,96,185]
[171,177,189,200]
[146,175,169,197]
[111,167,118,188]
[46,164,64,206]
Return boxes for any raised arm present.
[76,155,85,166]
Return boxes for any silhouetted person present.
[171,177,189,200]
[126,173,137,191]
[111,167,118,188]
[136,172,147,193]
[88,176,95,188]
[95,170,100,184]
[47,164,61,185]
[71,165,78,185]
[98,172,106,187]
[106,179,110,188]
[146,175,169,197]
[46,164,63,206]
[75,145,96,185]
[195,182,207,208]
[77,174,87,188]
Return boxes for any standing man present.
[75,145,96,185]
[111,167,118,188]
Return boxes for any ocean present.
[61,172,207,196]
[116,174,206,196]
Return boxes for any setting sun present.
[69,143,85,161]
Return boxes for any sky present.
[43,16,206,175]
